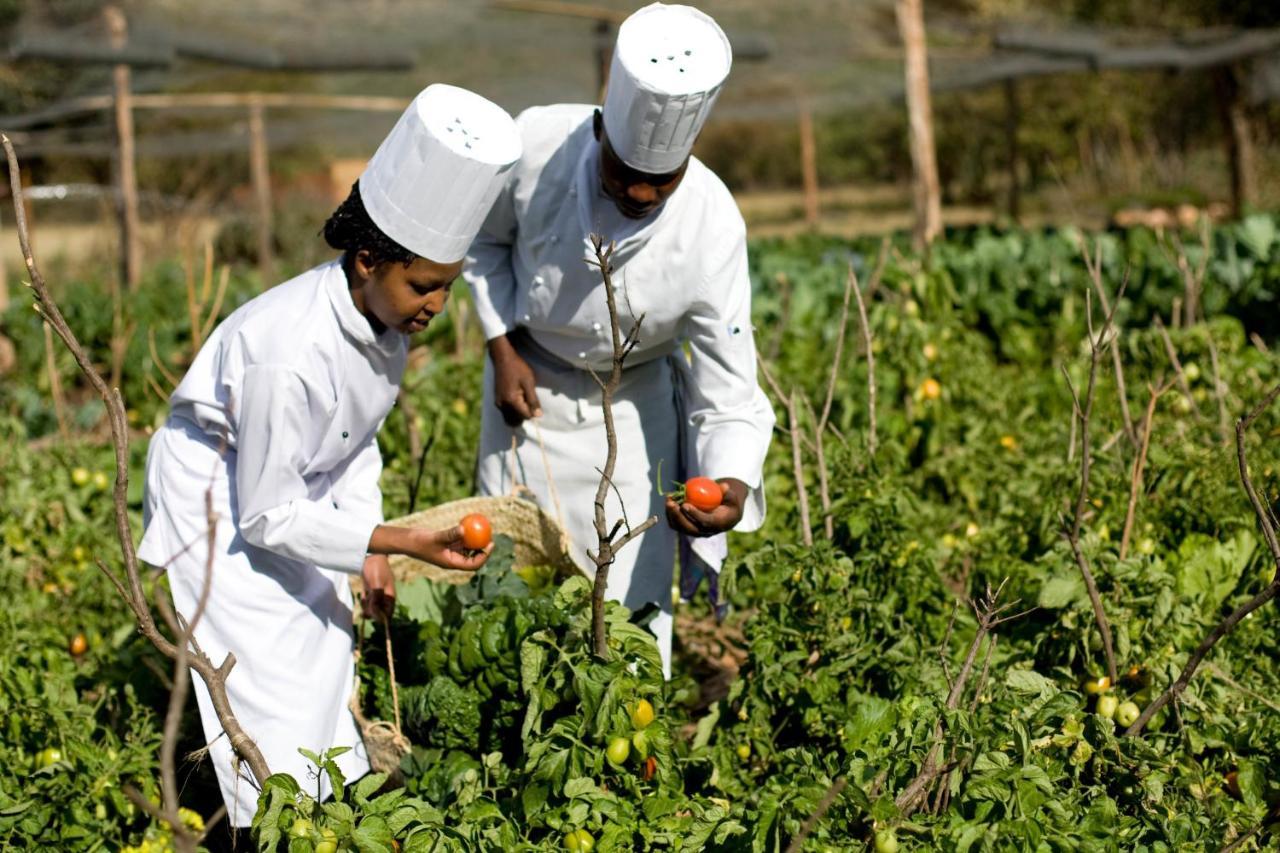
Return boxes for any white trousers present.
[139,418,369,826]
[476,343,678,675]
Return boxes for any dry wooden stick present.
[784,775,850,853]
[1153,315,1203,420]
[1062,282,1125,686]
[584,235,657,658]
[760,358,813,547]
[43,321,70,441]
[895,581,1030,815]
[1119,381,1172,559]
[850,260,878,462]
[2,133,270,785]
[1205,330,1231,444]
[1126,382,1280,736]
[1078,235,1136,447]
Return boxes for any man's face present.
[357,253,463,336]
[595,112,689,220]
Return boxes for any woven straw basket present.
[352,493,581,773]
[380,493,581,585]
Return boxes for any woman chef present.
[466,4,775,676]
[137,84,521,825]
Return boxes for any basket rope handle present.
[508,427,570,539]
[380,613,403,736]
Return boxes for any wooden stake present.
[1215,65,1255,220]
[798,96,819,228]
[247,96,274,284]
[896,0,942,249]
[1004,78,1020,222]
[105,6,141,290]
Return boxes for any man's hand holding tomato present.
[665,477,747,537]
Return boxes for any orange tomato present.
[69,633,88,656]
[459,514,492,551]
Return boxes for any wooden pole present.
[595,19,612,101]
[1215,64,1255,220]
[1004,78,1020,223]
[247,96,274,283]
[105,6,141,289]
[798,96,820,228]
[896,0,942,249]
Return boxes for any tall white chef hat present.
[602,3,732,174]
[359,83,522,264]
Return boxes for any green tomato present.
[574,830,595,852]
[1096,694,1119,720]
[1137,538,1156,556]
[316,827,338,853]
[289,817,314,839]
[606,736,630,766]
[94,802,107,821]
[92,471,110,491]
[874,829,900,853]
[564,831,582,851]
[736,743,751,762]
[71,467,90,486]
[36,747,63,769]
[1116,701,1141,727]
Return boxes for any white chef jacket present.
[467,103,774,526]
[138,258,403,823]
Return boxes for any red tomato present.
[684,477,723,512]
[641,755,657,781]
[459,513,492,551]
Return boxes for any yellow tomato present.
[920,378,942,401]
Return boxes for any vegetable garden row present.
[2,216,1280,850]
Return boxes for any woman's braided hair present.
[322,182,417,267]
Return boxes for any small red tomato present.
[1225,770,1241,799]
[641,755,657,781]
[69,633,88,656]
[459,513,492,551]
[684,477,723,512]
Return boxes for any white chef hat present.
[359,83,522,264]
[602,3,732,174]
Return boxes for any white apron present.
[140,420,368,825]
[476,336,679,673]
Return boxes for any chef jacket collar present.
[574,137,672,259]
[324,258,407,355]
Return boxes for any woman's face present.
[352,251,463,336]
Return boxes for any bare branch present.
[2,133,270,786]
[760,357,813,546]
[850,261,878,462]
[586,235,658,658]
[1126,382,1280,736]
[1120,381,1172,559]
[784,776,849,853]
[1153,315,1203,420]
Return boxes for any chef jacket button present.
[577,351,587,360]
[591,322,602,333]
[341,431,349,439]
[550,235,560,244]
[332,501,339,509]
[522,314,531,323]
[532,275,544,287]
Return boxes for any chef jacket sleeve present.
[682,223,776,532]
[465,170,520,342]
[234,364,378,573]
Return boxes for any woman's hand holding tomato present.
[664,476,747,537]
[412,524,493,572]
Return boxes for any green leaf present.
[691,705,720,751]
[1237,759,1264,809]
[1038,574,1084,609]
[396,577,449,625]
[1005,669,1056,697]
